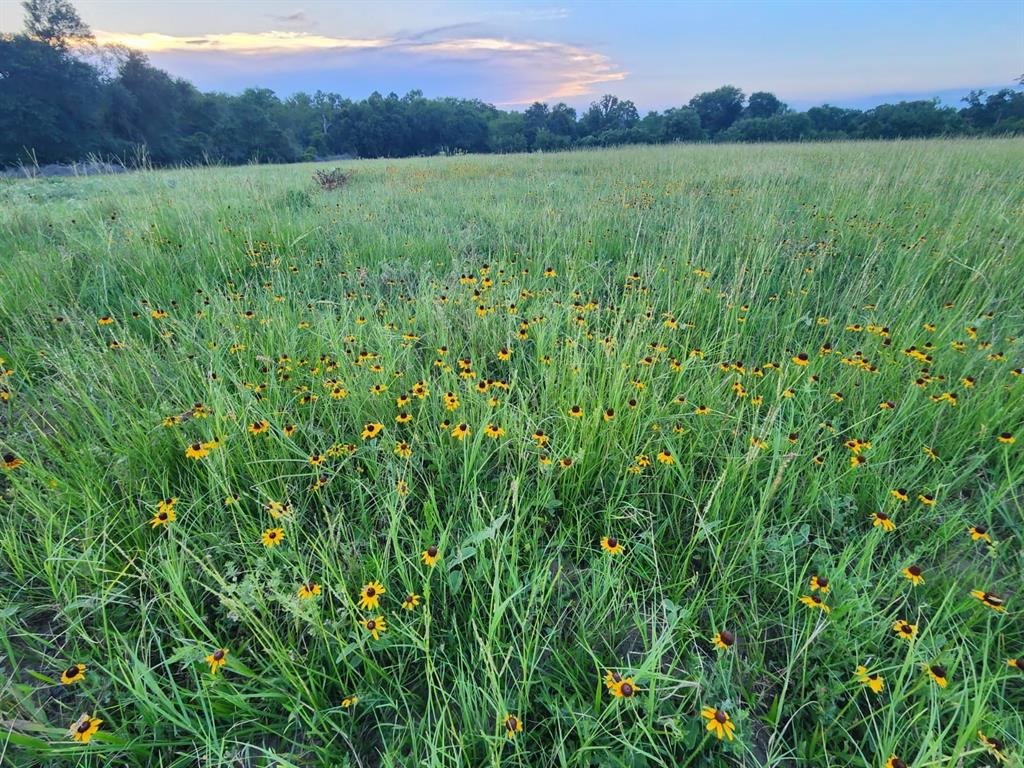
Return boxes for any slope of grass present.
[1,140,1022,767]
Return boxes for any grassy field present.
[0,139,1022,767]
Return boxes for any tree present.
[22,0,92,49]
[688,86,745,136]
[663,107,704,141]
[745,92,786,119]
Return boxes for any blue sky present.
[2,0,1021,110]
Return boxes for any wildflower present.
[856,665,884,694]
[609,676,638,698]
[361,616,386,640]
[261,527,285,547]
[61,663,86,685]
[902,565,924,586]
[395,411,412,424]
[341,695,359,708]
[248,420,270,435]
[68,714,102,744]
[401,593,421,611]
[970,590,1006,612]
[701,707,736,741]
[892,619,917,641]
[451,422,470,440]
[603,408,615,421]
[359,581,385,610]
[396,479,409,496]
[600,536,624,555]
[484,424,504,439]
[395,441,412,458]
[885,756,908,768]
[504,713,523,738]
[185,442,209,460]
[283,424,297,437]
[298,581,321,599]
[918,493,935,506]
[361,422,384,440]
[422,545,440,567]
[791,352,809,366]
[568,405,583,418]
[978,732,1009,763]
[532,430,549,447]
[713,630,735,651]
[890,488,909,503]
[926,663,949,688]
[800,594,830,613]
[996,432,1015,444]
[150,506,175,528]
[205,648,229,676]
[656,450,674,465]
[810,575,830,594]
[870,512,896,532]
[968,524,993,544]
[2,453,24,470]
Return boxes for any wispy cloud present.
[91,27,625,104]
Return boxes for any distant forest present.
[2,0,1023,168]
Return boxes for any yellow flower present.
[358,581,385,610]
[342,695,359,708]
[902,565,924,586]
[870,512,896,532]
[205,647,229,676]
[298,581,321,599]
[856,665,884,694]
[484,424,505,439]
[885,756,908,768]
[712,630,735,651]
[150,507,175,528]
[361,422,384,440]
[422,546,440,567]
[925,663,949,688]
[800,594,831,613]
[701,707,736,741]
[261,527,285,547]
[362,615,386,640]
[68,714,102,744]
[401,592,421,611]
[61,663,86,685]
[810,575,830,593]
[978,731,1009,763]
[451,422,470,440]
[970,590,1006,612]
[892,619,917,641]
[185,442,209,460]
[600,536,624,555]
[504,713,524,738]
[656,450,674,465]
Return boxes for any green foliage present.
[0,140,1021,766]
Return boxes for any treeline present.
[2,1,1023,168]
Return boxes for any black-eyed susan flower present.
[609,676,638,698]
[248,419,270,435]
[61,663,86,685]
[205,647,229,676]
[925,663,949,688]
[451,422,470,440]
[68,714,102,744]
[970,590,1006,612]
[810,575,830,594]
[395,441,412,458]
[504,713,523,738]
[713,630,735,651]
[791,352,809,366]
[261,527,285,547]
[150,506,175,528]
[918,493,935,506]
[968,524,993,544]
[604,669,624,692]
[601,536,624,555]
[185,442,209,460]
[701,707,736,741]
[341,694,359,708]
[2,453,24,470]
[996,432,1016,444]
[358,581,385,610]
[902,565,924,586]
[978,732,1009,763]
[870,512,896,532]
[401,592,421,611]
[800,593,830,613]
[361,422,383,440]
[890,488,909,503]
[656,450,674,465]
[892,619,917,641]
[422,546,440,567]
[361,616,386,640]
[298,581,321,599]
[856,665,884,694]
[885,756,908,768]
[484,424,504,439]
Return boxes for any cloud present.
[90,27,625,104]
[267,11,309,24]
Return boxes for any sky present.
[1,0,1021,111]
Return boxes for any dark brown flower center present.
[366,620,376,630]
[66,666,80,677]
[892,760,907,768]
[506,717,518,730]
[719,630,734,645]
[974,524,987,534]
[607,537,618,549]
[158,512,168,521]
[366,587,375,597]
[714,709,727,723]
[427,546,437,557]
[610,672,622,683]
[930,665,946,677]
[620,682,634,697]
[816,576,828,588]
[876,512,889,520]
[3,453,14,463]
[77,721,91,734]
[901,624,912,633]
[213,649,224,660]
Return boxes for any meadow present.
[0,139,1022,767]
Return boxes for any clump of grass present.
[0,140,1021,767]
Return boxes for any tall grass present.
[0,139,1022,767]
